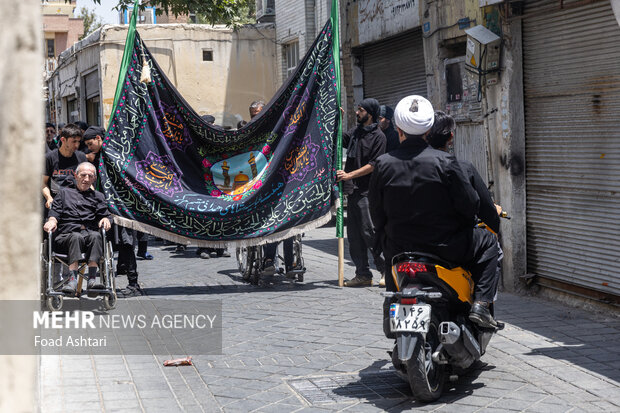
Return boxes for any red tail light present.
[396,262,428,278]
[401,298,418,305]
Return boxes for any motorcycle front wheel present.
[406,317,445,402]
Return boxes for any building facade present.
[42,0,83,77]
[46,23,278,129]
[272,0,333,86]
[338,0,620,307]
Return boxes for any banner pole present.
[107,0,140,131]
[331,0,345,287]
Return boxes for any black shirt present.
[369,136,480,263]
[460,160,500,234]
[343,123,386,195]
[49,184,110,236]
[45,149,87,195]
[383,126,400,153]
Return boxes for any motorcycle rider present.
[369,96,501,329]
[427,111,501,234]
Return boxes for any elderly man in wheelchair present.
[42,162,111,296]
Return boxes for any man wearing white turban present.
[369,95,500,329]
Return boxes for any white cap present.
[393,95,434,136]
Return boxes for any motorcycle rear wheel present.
[406,317,445,402]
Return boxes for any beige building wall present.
[49,23,277,129]
[0,0,41,411]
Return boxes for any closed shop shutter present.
[362,29,426,108]
[523,0,620,299]
[84,70,99,100]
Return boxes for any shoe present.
[121,284,144,297]
[261,259,276,276]
[62,276,77,295]
[469,301,497,328]
[175,245,186,253]
[199,251,210,259]
[344,276,372,287]
[285,268,297,280]
[137,252,154,260]
[209,251,218,258]
[378,275,386,287]
[87,276,104,297]
[218,250,231,258]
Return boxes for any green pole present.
[107,0,140,131]
[330,0,345,286]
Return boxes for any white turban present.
[393,95,434,136]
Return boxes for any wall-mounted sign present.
[359,0,420,45]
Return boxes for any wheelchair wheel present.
[46,295,63,311]
[103,293,116,310]
[101,241,117,310]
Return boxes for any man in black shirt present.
[369,96,500,328]
[337,98,386,287]
[83,125,105,168]
[427,111,501,234]
[42,124,87,209]
[45,122,57,152]
[378,105,400,153]
[43,162,111,295]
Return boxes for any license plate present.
[389,304,431,333]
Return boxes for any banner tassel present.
[140,58,151,84]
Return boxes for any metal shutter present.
[362,29,426,108]
[523,0,620,298]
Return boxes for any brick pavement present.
[39,223,620,412]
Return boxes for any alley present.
[39,223,620,413]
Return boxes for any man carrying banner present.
[337,98,386,287]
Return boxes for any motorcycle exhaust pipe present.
[438,322,481,369]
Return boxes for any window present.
[46,39,55,58]
[202,50,213,61]
[446,62,463,103]
[67,98,78,123]
[283,41,299,80]
[86,96,100,127]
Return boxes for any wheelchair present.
[40,228,117,311]
[235,234,306,285]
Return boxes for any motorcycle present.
[381,220,506,402]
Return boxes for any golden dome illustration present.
[233,172,249,190]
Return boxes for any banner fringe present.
[112,200,340,249]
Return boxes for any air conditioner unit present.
[256,0,275,20]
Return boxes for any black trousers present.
[114,226,138,285]
[384,227,499,302]
[55,229,103,265]
[347,192,384,279]
[263,238,294,270]
[136,231,149,256]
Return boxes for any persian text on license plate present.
[389,304,431,333]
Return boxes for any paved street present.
[39,222,620,412]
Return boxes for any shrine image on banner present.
[99,17,340,247]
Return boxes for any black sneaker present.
[469,301,498,328]
[121,284,144,297]
[137,252,154,260]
